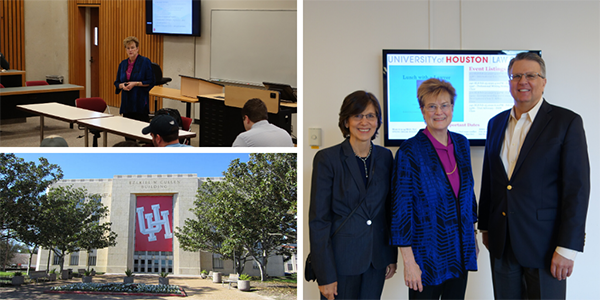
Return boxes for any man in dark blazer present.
[478,52,590,299]
[309,138,398,299]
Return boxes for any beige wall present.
[24,0,69,83]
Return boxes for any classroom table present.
[0,70,26,87]
[16,102,113,145]
[1,84,84,123]
[77,116,197,147]
[198,92,297,109]
[149,86,198,118]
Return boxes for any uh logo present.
[136,204,173,242]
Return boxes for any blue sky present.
[12,153,250,179]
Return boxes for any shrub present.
[125,269,134,277]
[239,274,251,281]
[201,269,208,275]
[160,272,169,278]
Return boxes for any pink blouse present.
[424,128,459,198]
[126,57,136,81]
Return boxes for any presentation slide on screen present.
[152,0,192,35]
[386,54,518,140]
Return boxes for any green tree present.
[0,153,63,271]
[176,153,296,281]
[42,185,117,274]
[77,221,118,271]
[176,180,253,275]
[0,238,19,269]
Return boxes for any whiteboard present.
[210,9,297,87]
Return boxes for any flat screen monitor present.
[145,0,201,37]
[382,49,541,146]
[263,82,296,103]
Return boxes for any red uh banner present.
[135,196,173,252]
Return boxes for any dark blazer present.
[478,99,590,269]
[114,55,154,115]
[309,139,398,286]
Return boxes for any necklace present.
[446,163,457,175]
[355,145,372,178]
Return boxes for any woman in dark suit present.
[114,36,154,123]
[309,91,398,300]
[391,78,478,300]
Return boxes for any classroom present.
[0,0,297,147]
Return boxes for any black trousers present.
[123,111,149,122]
[320,264,387,300]
[490,238,566,299]
[409,272,468,300]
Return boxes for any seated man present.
[141,114,192,147]
[232,98,294,147]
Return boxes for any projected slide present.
[389,65,464,122]
[152,0,192,35]
[385,53,518,141]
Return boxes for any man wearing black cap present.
[141,114,192,147]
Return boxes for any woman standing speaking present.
[114,36,154,123]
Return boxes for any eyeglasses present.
[351,113,377,121]
[509,72,545,81]
[423,103,452,112]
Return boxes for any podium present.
[149,75,223,117]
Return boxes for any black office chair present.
[151,62,171,86]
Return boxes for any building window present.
[212,253,223,269]
[87,249,97,266]
[52,251,61,265]
[88,256,96,266]
[70,252,79,266]
[133,251,172,274]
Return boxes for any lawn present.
[265,273,297,284]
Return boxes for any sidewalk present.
[0,274,270,299]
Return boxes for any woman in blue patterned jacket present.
[391,78,478,300]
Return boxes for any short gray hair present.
[508,52,546,78]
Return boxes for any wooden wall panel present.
[68,0,162,109]
[68,1,86,93]
[0,0,25,72]
[77,0,101,5]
